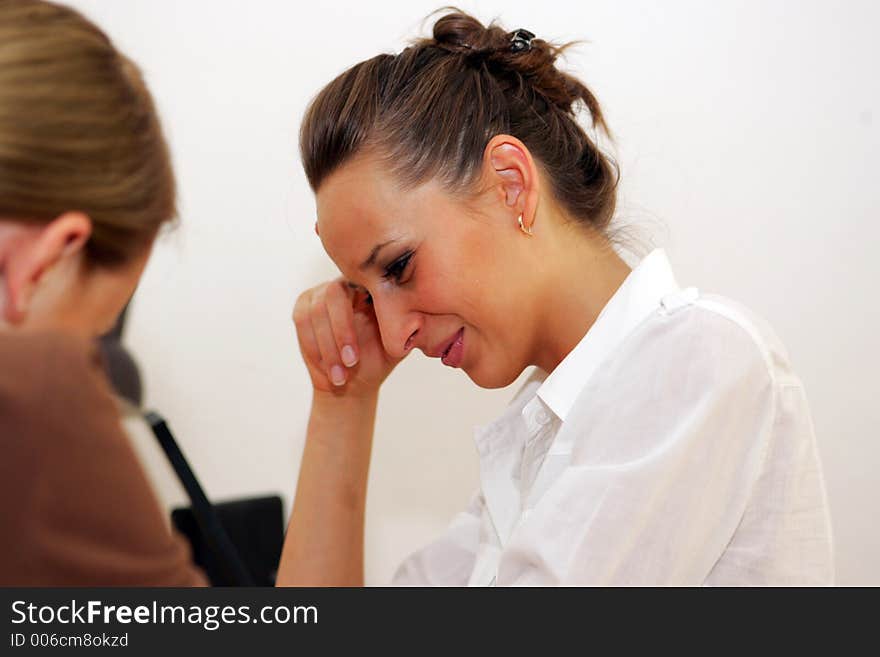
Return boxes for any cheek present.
[431,235,497,311]
[459,265,518,340]
[456,227,522,317]
[414,258,486,326]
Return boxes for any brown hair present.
[301,8,618,233]
[0,0,176,267]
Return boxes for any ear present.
[483,135,540,234]
[1,212,92,324]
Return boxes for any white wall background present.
[65,0,879,585]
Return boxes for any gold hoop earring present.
[517,214,533,236]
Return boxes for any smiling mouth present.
[441,328,465,368]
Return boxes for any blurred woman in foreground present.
[0,0,204,585]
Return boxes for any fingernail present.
[330,365,346,386]
[341,345,357,367]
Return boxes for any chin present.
[464,361,525,390]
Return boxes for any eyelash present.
[364,251,413,306]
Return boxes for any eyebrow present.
[359,239,398,271]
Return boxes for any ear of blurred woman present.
[0,212,92,325]
[485,135,540,230]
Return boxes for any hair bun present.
[430,9,527,63]
[431,10,497,53]
[425,9,597,121]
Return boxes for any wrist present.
[312,387,379,410]
[308,387,379,455]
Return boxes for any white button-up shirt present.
[392,249,834,586]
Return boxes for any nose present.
[372,292,421,359]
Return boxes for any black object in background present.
[99,304,143,407]
[146,412,256,586]
[172,496,285,587]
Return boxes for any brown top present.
[0,330,207,586]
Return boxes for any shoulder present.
[0,331,123,557]
[571,289,791,438]
[0,329,108,388]
[0,330,122,452]
[568,292,786,466]
[628,289,798,389]
[694,292,799,387]
[0,332,207,586]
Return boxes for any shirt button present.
[535,409,551,425]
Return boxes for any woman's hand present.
[281,277,392,586]
[292,277,402,398]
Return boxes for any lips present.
[440,328,465,368]
[432,328,463,359]
[426,327,466,368]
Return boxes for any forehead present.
[315,154,449,264]
[315,155,397,248]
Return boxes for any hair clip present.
[509,28,536,53]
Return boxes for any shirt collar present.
[532,248,680,423]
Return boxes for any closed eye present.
[382,251,412,283]
[362,250,414,307]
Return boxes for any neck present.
[530,223,631,374]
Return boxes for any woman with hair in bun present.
[0,0,205,585]
[278,10,833,586]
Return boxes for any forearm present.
[276,390,378,586]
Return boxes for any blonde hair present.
[0,0,176,266]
